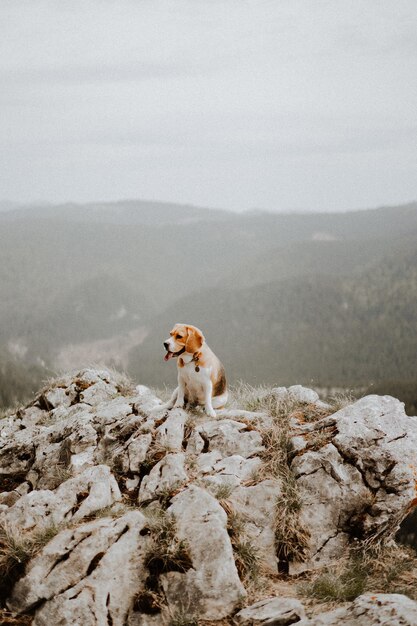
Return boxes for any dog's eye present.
[177,335,183,339]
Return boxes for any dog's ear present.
[185,325,204,353]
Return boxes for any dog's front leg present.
[203,378,216,418]
[173,375,186,408]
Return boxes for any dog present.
[156,323,227,417]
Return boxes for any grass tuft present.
[300,543,417,604]
[214,484,235,501]
[0,522,61,602]
[143,507,192,576]
[233,538,260,581]
[301,556,366,602]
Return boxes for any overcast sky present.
[1,1,416,212]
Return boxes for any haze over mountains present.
[1,199,416,409]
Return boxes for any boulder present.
[8,511,150,626]
[138,453,188,503]
[1,465,121,532]
[235,596,306,625]
[155,408,187,451]
[161,485,246,619]
[229,479,281,573]
[298,593,417,625]
[187,419,264,458]
[289,395,417,573]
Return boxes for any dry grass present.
[300,543,417,604]
[233,538,260,582]
[106,368,136,396]
[228,382,272,412]
[230,384,358,570]
[142,507,192,576]
[328,391,357,412]
[150,385,174,403]
[133,506,193,620]
[232,385,312,568]
[221,503,261,585]
[0,522,61,602]
[0,609,32,625]
[214,484,235,501]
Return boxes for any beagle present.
[157,323,227,417]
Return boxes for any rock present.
[214,454,263,482]
[8,511,150,625]
[271,387,288,400]
[138,453,188,503]
[95,413,146,473]
[235,596,305,625]
[291,442,367,573]
[161,485,246,619]
[272,386,320,405]
[18,406,46,428]
[134,385,164,415]
[289,395,417,573]
[190,420,264,459]
[196,450,223,473]
[229,479,281,572]
[0,368,140,491]
[201,455,263,493]
[80,379,118,405]
[42,387,71,409]
[127,433,153,473]
[288,386,319,404]
[155,408,187,451]
[1,465,121,531]
[93,397,133,424]
[298,593,417,625]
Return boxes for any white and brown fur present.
[157,323,227,417]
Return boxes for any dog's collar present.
[179,351,200,372]
[192,352,200,372]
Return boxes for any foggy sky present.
[1,0,417,212]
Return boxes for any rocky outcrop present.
[289,395,417,573]
[238,593,417,626]
[0,465,121,530]
[1,372,417,624]
[9,511,150,626]
[298,593,417,625]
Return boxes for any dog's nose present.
[163,341,169,350]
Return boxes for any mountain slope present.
[129,240,417,387]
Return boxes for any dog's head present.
[163,323,205,361]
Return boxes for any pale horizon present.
[1,195,417,216]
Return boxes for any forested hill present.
[129,238,417,388]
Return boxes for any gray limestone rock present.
[9,511,150,626]
[298,593,417,625]
[235,596,306,625]
[289,395,417,573]
[161,485,246,619]
[138,453,188,503]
